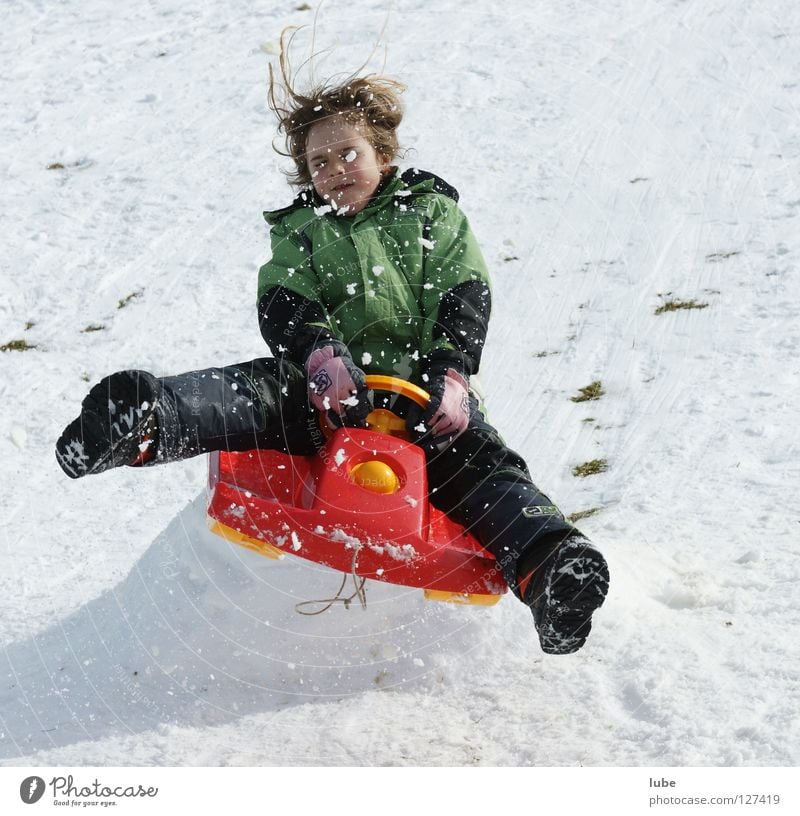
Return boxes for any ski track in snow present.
[1,0,799,766]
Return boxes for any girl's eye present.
[343,150,358,163]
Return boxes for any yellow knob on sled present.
[350,460,400,494]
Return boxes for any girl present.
[56,62,609,656]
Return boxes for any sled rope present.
[294,544,367,615]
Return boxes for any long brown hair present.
[267,27,406,188]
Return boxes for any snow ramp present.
[0,494,488,759]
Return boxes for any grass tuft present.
[46,158,92,171]
[1,339,37,352]
[567,506,603,523]
[705,250,740,262]
[572,459,608,478]
[117,289,144,309]
[654,299,708,316]
[570,381,605,402]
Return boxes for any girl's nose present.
[328,160,345,177]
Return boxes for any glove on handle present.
[408,366,471,444]
[305,341,371,427]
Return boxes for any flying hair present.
[267,25,406,189]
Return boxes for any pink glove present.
[305,342,370,426]
[421,368,471,441]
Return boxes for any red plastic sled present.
[206,375,506,605]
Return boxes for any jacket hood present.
[263,167,459,226]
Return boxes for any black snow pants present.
[151,357,583,597]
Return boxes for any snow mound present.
[0,495,485,760]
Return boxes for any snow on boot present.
[55,370,159,478]
[522,535,609,655]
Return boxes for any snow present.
[1,0,798,771]
[10,427,27,450]
[328,529,363,550]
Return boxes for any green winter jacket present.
[257,168,491,385]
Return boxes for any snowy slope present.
[1,0,798,766]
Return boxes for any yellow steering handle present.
[365,375,430,408]
[318,374,430,439]
[364,375,430,438]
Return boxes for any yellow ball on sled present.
[350,459,400,494]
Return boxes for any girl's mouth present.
[332,182,353,192]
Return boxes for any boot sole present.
[535,543,610,655]
[56,371,158,478]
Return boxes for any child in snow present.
[55,60,609,655]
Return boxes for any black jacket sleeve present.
[257,286,336,366]
[423,280,492,377]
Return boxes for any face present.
[305,118,391,215]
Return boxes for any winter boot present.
[520,535,610,655]
[56,370,160,478]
